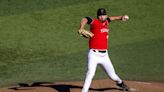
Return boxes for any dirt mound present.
[0,79,164,92]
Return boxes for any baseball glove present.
[78,29,94,38]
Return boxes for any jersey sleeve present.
[107,17,112,22]
[85,17,93,24]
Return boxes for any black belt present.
[93,50,106,53]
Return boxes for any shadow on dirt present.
[9,82,122,92]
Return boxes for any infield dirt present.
[0,79,164,92]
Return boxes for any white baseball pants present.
[82,49,122,92]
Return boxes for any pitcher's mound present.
[0,79,164,92]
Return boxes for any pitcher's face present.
[98,15,108,22]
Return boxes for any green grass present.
[110,37,164,82]
[0,0,164,86]
[0,0,98,16]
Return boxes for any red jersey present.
[89,19,110,50]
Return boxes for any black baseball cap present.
[97,8,107,16]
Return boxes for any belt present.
[93,49,107,53]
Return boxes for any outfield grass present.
[0,0,164,86]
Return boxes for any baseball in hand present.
[122,15,129,21]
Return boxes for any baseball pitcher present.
[78,8,130,92]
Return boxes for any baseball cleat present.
[116,82,130,91]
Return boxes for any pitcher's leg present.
[82,54,98,92]
[101,55,122,84]
[102,55,130,91]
